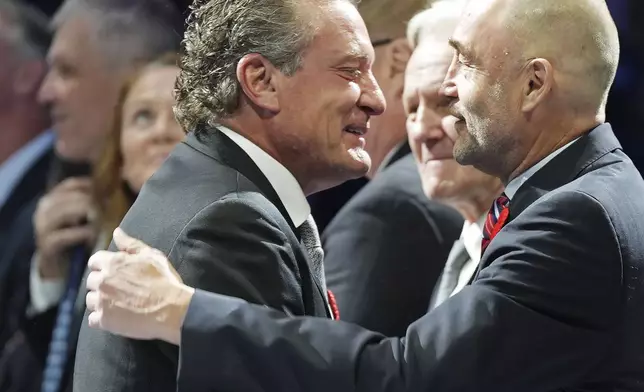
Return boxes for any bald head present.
[439,0,621,182]
[469,0,620,114]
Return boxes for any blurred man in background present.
[0,2,51,390]
[1,1,184,391]
[0,0,51,255]
[323,0,463,337]
[403,1,503,309]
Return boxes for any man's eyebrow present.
[337,52,370,64]
[448,38,471,58]
[448,38,461,52]
[333,41,373,66]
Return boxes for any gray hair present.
[52,0,184,69]
[174,0,356,135]
[0,0,51,59]
[407,0,468,49]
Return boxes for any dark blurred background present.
[22,0,191,17]
[19,0,644,171]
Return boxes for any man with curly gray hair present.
[74,0,385,390]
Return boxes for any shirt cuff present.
[28,254,65,315]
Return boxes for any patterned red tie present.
[481,193,510,256]
[327,290,340,320]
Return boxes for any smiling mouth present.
[424,157,452,164]
[452,115,465,124]
[343,125,367,136]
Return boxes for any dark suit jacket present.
[73,129,331,392]
[176,123,644,391]
[0,146,53,392]
[324,149,462,336]
[308,177,368,233]
[0,145,52,260]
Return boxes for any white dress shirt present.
[450,214,485,297]
[219,126,310,227]
[0,130,53,210]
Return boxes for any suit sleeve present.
[171,193,305,316]
[178,190,622,392]
[324,191,458,336]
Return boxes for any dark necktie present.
[432,239,470,308]
[41,248,86,392]
[298,216,326,292]
[298,215,339,319]
[481,193,510,257]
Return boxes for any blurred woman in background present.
[93,53,185,245]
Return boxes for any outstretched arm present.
[88,191,622,392]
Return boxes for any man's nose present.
[359,75,386,116]
[415,104,446,140]
[439,60,459,101]
[37,72,55,104]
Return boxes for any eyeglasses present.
[371,38,393,48]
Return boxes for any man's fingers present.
[88,251,107,272]
[42,226,96,254]
[86,269,104,290]
[86,290,98,311]
[51,177,94,194]
[113,228,150,254]
[88,250,123,272]
[36,195,96,233]
[87,310,102,329]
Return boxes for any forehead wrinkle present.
[314,17,373,66]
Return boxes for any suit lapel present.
[184,128,332,315]
[183,127,297,233]
[507,123,622,225]
[473,123,622,275]
[0,147,53,226]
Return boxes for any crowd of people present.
[0,0,643,391]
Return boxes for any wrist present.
[161,284,195,346]
[36,253,67,279]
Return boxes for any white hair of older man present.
[406,0,469,49]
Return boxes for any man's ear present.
[13,60,46,96]
[236,53,280,114]
[522,58,553,113]
[387,38,412,78]
[380,38,411,98]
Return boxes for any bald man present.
[83,0,644,390]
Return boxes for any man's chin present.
[452,138,479,167]
[55,140,95,163]
[347,147,371,174]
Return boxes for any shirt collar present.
[460,214,486,264]
[504,137,580,200]
[218,125,310,227]
[0,130,54,209]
